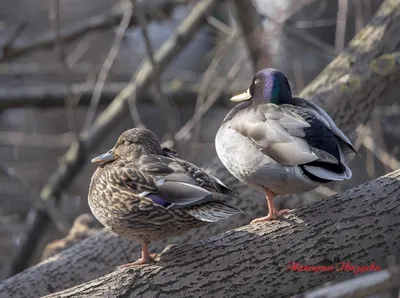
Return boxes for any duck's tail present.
[187,193,243,222]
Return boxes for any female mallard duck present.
[89,128,241,265]
[215,68,358,224]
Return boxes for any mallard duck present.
[89,128,241,266]
[215,68,358,224]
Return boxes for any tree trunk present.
[40,170,400,297]
[1,0,400,297]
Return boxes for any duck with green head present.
[215,68,358,223]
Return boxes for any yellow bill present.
[230,88,252,102]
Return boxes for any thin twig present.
[66,33,100,67]
[260,12,337,57]
[0,80,248,109]
[175,51,249,141]
[191,28,240,148]
[1,22,27,57]
[133,0,179,135]
[195,29,240,111]
[206,16,233,36]
[0,131,75,148]
[49,0,79,135]
[231,0,270,69]
[0,62,96,76]
[82,0,133,131]
[363,135,400,171]
[0,165,32,191]
[335,0,348,52]
[354,0,365,33]
[276,0,318,23]
[292,18,337,29]
[49,0,66,65]
[0,0,187,62]
[0,163,71,247]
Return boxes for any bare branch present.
[0,62,95,76]
[261,12,337,57]
[175,51,249,141]
[192,27,240,145]
[65,33,100,67]
[291,18,337,29]
[335,0,349,52]
[49,0,66,65]
[0,131,74,148]
[82,0,133,130]
[362,134,400,171]
[0,165,32,191]
[0,22,27,58]
[231,0,271,69]
[354,0,365,33]
[276,0,318,23]
[0,0,188,62]
[0,80,248,109]
[133,0,179,135]
[206,15,233,36]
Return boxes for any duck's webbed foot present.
[251,209,291,223]
[119,257,151,267]
[250,188,292,224]
[119,242,158,268]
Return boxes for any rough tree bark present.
[39,170,400,297]
[1,0,400,297]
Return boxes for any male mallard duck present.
[89,128,241,265]
[215,68,358,224]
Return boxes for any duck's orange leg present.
[251,188,291,224]
[119,242,157,267]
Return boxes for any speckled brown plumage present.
[88,128,241,265]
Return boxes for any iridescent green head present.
[230,68,292,105]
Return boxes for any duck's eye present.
[124,141,130,146]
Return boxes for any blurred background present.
[0,0,398,281]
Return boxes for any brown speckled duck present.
[89,128,241,266]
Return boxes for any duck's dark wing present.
[230,103,351,181]
[118,155,241,221]
[291,97,359,155]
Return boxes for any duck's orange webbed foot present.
[250,209,292,223]
[251,188,292,224]
[118,243,159,268]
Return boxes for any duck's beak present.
[230,88,252,102]
[91,148,118,163]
